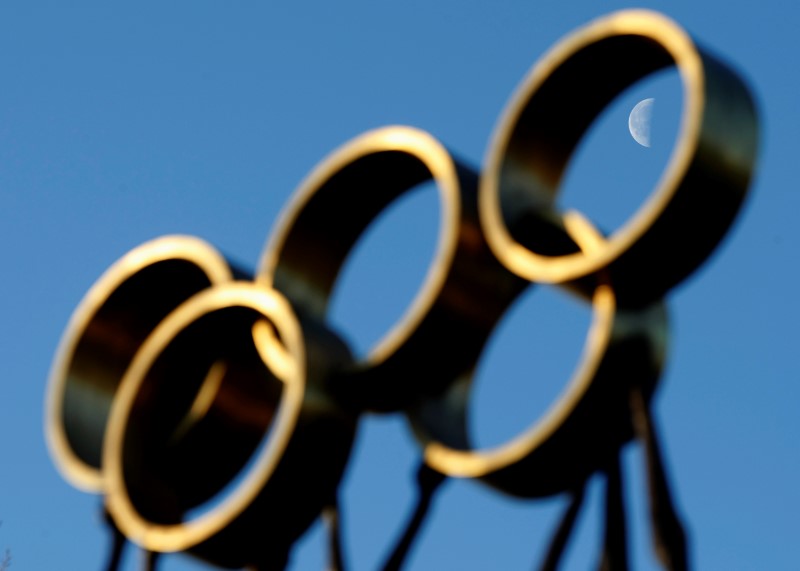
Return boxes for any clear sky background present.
[1,1,797,570]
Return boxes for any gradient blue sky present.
[1,2,798,570]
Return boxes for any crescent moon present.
[628,98,654,147]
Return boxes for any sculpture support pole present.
[381,463,447,571]
[538,485,586,571]
[631,388,689,571]
[599,451,629,571]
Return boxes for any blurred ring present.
[479,9,758,307]
[103,282,354,568]
[257,125,526,412]
[46,235,239,492]
[410,213,668,497]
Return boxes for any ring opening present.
[558,67,682,237]
[469,285,591,449]
[329,179,440,358]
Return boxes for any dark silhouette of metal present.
[539,487,586,571]
[102,509,127,571]
[381,464,447,571]
[632,389,689,571]
[599,453,629,571]
[103,509,161,571]
[323,501,346,571]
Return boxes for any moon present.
[628,98,654,147]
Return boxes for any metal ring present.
[257,125,526,412]
[45,235,237,492]
[103,282,356,568]
[42,9,761,564]
[479,9,759,307]
[409,213,668,497]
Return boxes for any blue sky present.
[1,1,798,570]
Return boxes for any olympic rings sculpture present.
[45,9,758,571]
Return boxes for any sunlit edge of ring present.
[255,125,463,369]
[45,235,234,493]
[102,282,306,553]
[479,8,703,284]
[421,283,615,478]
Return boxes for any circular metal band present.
[103,283,355,568]
[257,126,526,412]
[42,9,761,564]
[410,213,668,497]
[46,235,237,492]
[480,9,759,307]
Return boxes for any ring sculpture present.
[44,10,758,571]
